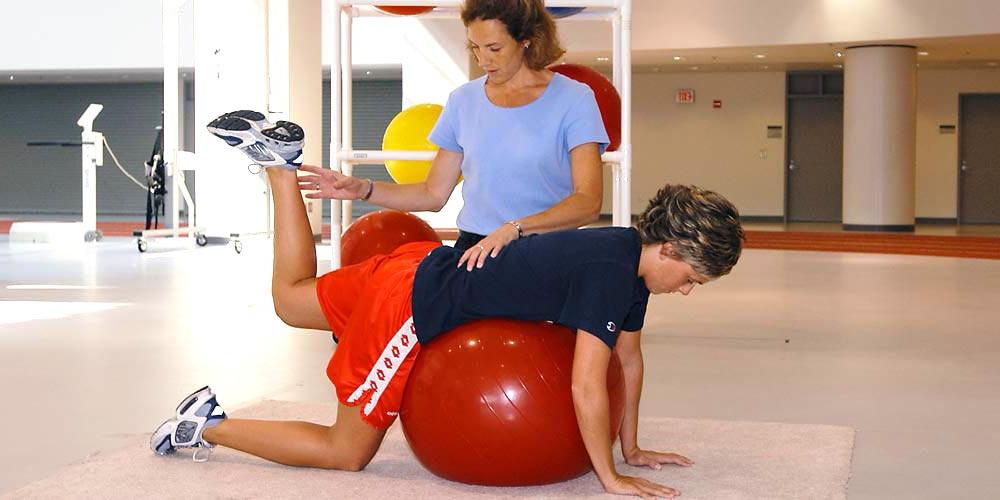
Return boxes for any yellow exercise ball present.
[382,103,443,184]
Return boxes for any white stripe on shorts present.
[346,316,418,417]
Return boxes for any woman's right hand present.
[297,164,368,200]
[603,474,680,499]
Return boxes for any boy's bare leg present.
[203,403,386,471]
[266,168,327,330]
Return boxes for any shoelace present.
[192,447,213,463]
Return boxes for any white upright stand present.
[10,104,108,245]
[327,0,632,268]
[78,104,105,242]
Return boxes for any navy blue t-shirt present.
[411,227,650,349]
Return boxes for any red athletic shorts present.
[316,241,441,429]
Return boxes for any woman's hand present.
[624,448,694,470]
[603,474,680,499]
[297,164,368,200]
[457,222,519,271]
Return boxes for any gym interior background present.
[1,1,999,499]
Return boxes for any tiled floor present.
[1,236,999,499]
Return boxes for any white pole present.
[329,1,343,267]
[77,104,102,237]
[618,0,632,227]
[163,0,182,233]
[341,8,355,232]
[609,17,621,225]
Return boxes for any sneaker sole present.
[206,116,303,168]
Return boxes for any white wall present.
[5,0,1000,71]
[618,71,786,218]
[622,0,1000,52]
[916,69,1000,219]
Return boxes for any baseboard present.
[915,217,958,225]
[843,224,915,233]
[741,215,785,223]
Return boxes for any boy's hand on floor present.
[603,474,680,499]
[624,449,694,470]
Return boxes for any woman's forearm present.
[572,380,618,485]
[618,353,643,454]
[365,181,448,213]
[516,191,602,234]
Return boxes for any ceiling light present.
[918,51,929,56]
[833,64,843,69]
[365,70,372,75]
[690,66,699,70]
[8,75,12,81]
[673,56,683,61]
[835,51,843,58]
[988,62,998,67]
[754,54,766,59]
[596,56,609,62]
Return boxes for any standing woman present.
[300,0,609,270]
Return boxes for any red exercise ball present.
[340,210,440,266]
[374,6,435,15]
[400,319,626,486]
[550,63,622,151]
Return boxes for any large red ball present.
[374,6,435,15]
[400,319,626,486]
[550,63,622,152]
[340,210,440,266]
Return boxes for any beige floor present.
[1,235,999,499]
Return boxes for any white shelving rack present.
[328,0,632,267]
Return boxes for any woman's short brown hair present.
[461,0,565,70]
[636,185,745,278]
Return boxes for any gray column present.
[842,45,917,232]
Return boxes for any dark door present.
[786,97,844,222]
[959,94,1000,224]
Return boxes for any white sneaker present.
[150,386,228,462]
[206,111,304,169]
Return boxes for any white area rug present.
[4,400,854,499]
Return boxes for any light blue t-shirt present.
[428,73,609,235]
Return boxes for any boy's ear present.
[661,242,680,259]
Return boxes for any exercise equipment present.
[16,104,204,248]
[400,319,626,486]
[375,6,435,15]
[551,63,622,151]
[547,7,586,18]
[340,210,440,265]
[381,104,443,184]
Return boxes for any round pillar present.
[843,45,917,232]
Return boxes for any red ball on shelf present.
[550,63,622,152]
[374,6,435,16]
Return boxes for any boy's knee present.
[315,448,373,471]
[339,455,372,472]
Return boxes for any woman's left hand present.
[457,223,519,271]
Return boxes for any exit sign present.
[676,89,695,104]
